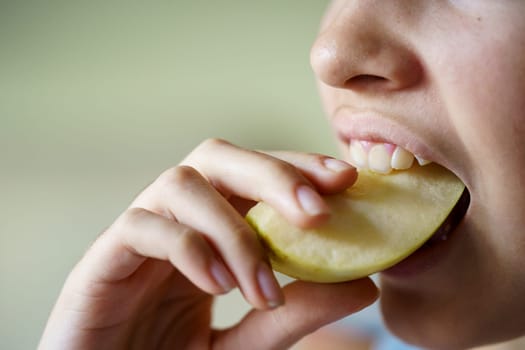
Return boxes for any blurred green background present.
[0,1,338,348]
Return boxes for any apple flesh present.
[245,163,466,283]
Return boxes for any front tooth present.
[415,155,432,166]
[391,146,414,170]
[349,140,368,169]
[368,144,392,174]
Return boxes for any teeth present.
[391,147,414,170]
[348,140,431,173]
[368,145,392,174]
[415,155,432,166]
[349,140,368,169]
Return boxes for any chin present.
[376,215,525,350]
[375,210,491,350]
[379,294,525,350]
[378,286,478,350]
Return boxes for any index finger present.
[181,138,333,228]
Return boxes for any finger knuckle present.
[265,157,300,178]
[181,138,233,167]
[114,207,149,232]
[224,222,261,257]
[157,165,201,190]
[233,222,256,245]
[198,137,231,152]
[174,226,202,252]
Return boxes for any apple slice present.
[246,163,466,283]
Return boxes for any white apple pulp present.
[246,163,467,283]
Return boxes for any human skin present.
[311,1,525,348]
[39,1,525,349]
[38,141,379,350]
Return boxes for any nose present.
[310,2,423,93]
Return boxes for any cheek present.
[431,21,525,302]
[423,4,525,162]
[443,57,525,174]
[429,25,525,176]
[437,44,525,243]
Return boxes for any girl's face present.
[311,1,525,348]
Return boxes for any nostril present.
[344,74,389,89]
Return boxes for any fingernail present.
[210,261,236,293]
[324,158,353,172]
[257,262,284,308]
[296,185,329,216]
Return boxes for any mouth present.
[331,106,450,172]
[344,140,471,275]
[343,137,471,242]
[332,112,471,277]
[341,138,471,276]
[344,139,473,281]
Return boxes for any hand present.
[38,139,379,350]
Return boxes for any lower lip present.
[380,231,455,279]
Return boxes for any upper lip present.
[330,104,471,189]
[332,105,441,162]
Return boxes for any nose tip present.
[310,18,423,92]
[310,42,354,88]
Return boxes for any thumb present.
[212,277,379,350]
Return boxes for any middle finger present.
[132,165,284,310]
